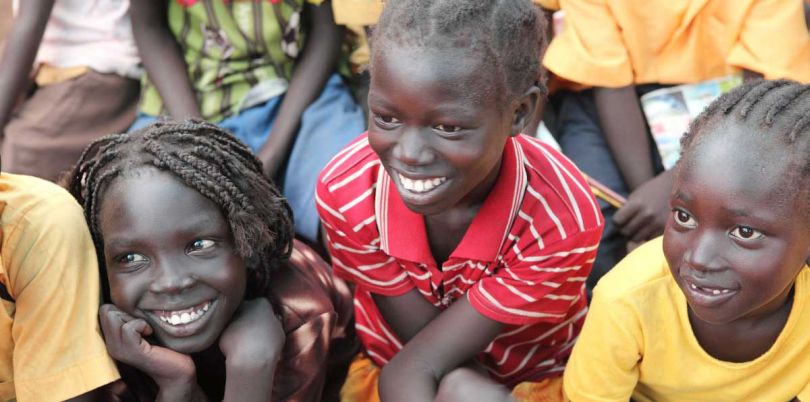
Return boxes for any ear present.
[510,85,543,136]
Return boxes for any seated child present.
[128,0,366,243]
[542,0,810,289]
[563,80,810,401]
[0,170,119,400]
[316,1,604,400]
[63,120,355,402]
[0,0,140,182]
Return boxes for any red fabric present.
[316,133,603,387]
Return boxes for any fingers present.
[612,201,638,228]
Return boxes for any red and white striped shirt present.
[316,133,603,387]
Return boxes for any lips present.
[681,276,739,307]
[148,299,216,337]
[397,173,447,194]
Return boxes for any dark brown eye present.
[673,209,696,227]
[434,124,462,133]
[731,226,762,240]
[373,114,401,127]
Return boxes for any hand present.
[218,298,285,370]
[613,169,674,243]
[99,304,196,386]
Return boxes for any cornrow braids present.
[681,79,810,215]
[63,120,294,299]
[371,0,547,102]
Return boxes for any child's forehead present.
[677,127,803,212]
[370,44,503,99]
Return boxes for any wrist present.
[156,374,199,402]
[225,349,282,373]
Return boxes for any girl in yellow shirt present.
[564,80,810,401]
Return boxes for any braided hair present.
[681,79,810,215]
[370,0,547,102]
[63,120,294,299]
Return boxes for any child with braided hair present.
[563,80,810,401]
[63,120,356,402]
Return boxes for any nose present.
[392,126,434,167]
[149,257,196,294]
[683,231,725,274]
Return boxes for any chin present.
[157,332,218,355]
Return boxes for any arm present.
[378,297,504,402]
[594,86,671,243]
[129,0,201,119]
[257,0,344,178]
[0,0,53,137]
[218,298,285,402]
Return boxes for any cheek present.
[367,129,396,157]
[107,274,142,313]
[221,257,248,300]
[662,229,687,271]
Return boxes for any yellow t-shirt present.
[0,173,119,402]
[564,237,810,402]
[544,0,810,87]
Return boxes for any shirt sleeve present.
[331,0,384,25]
[798,383,810,402]
[726,0,810,82]
[467,228,601,326]
[562,286,642,402]
[315,178,415,296]
[533,0,560,10]
[272,311,334,402]
[542,0,635,87]
[7,196,119,402]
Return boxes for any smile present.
[397,173,447,193]
[688,283,734,295]
[682,277,739,307]
[153,300,212,326]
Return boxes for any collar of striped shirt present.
[375,137,528,265]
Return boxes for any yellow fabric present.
[544,0,810,88]
[534,0,560,10]
[0,173,119,402]
[332,0,553,26]
[340,354,564,402]
[33,64,89,86]
[563,237,810,402]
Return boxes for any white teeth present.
[158,301,212,326]
[397,173,447,193]
[689,283,733,296]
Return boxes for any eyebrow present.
[672,191,691,202]
[104,215,226,249]
[722,207,753,218]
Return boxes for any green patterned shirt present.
[140,0,321,121]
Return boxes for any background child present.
[129,0,365,243]
[64,120,356,402]
[0,0,140,182]
[0,169,120,400]
[542,0,810,289]
[316,1,603,400]
[564,80,810,401]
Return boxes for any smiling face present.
[663,124,810,326]
[99,169,246,354]
[367,45,526,215]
